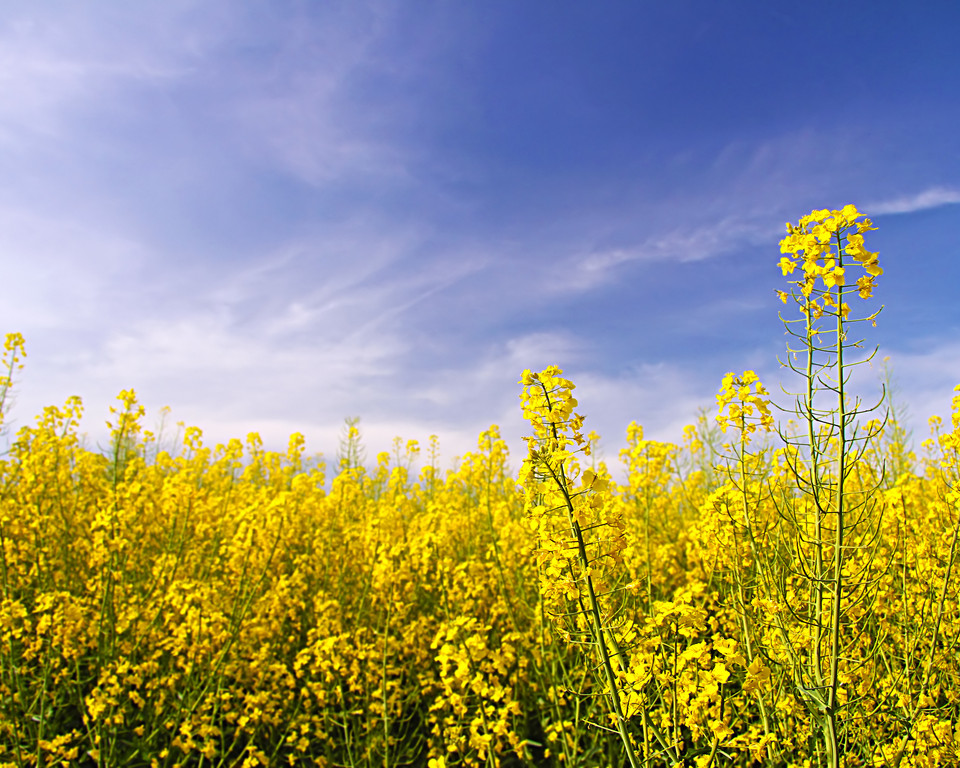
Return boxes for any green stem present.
[824,232,848,768]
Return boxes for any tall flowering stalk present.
[0,333,26,440]
[518,367,654,767]
[772,205,886,768]
[713,370,781,759]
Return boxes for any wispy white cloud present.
[410,332,721,474]
[541,126,887,294]
[552,216,777,293]
[0,205,148,327]
[0,3,216,145]
[412,331,584,420]
[868,186,960,215]
[1,212,487,465]
[874,341,960,431]
[219,3,444,190]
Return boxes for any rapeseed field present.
[1,207,957,767]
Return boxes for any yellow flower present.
[823,265,845,288]
[839,203,861,223]
[715,370,774,442]
[864,257,883,277]
[857,275,875,299]
[778,256,797,275]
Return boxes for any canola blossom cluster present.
[0,205,958,768]
[715,370,774,442]
[776,203,881,318]
[518,366,625,619]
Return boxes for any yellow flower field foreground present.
[0,207,958,767]
[0,353,957,767]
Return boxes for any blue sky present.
[2,1,959,471]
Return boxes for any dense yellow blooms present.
[0,201,957,768]
[780,204,880,297]
[715,370,774,441]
